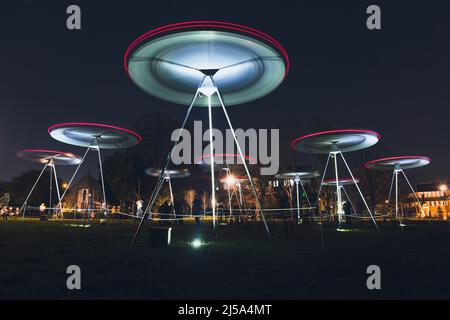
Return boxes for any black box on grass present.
[148,227,172,247]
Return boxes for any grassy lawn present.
[0,218,449,299]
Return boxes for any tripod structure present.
[145,168,190,219]
[124,21,289,245]
[17,149,82,219]
[221,174,249,216]
[48,123,142,222]
[322,178,359,226]
[291,129,381,230]
[365,156,431,223]
[275,171,319,220]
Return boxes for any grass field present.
[0,218,449,299]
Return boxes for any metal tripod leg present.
[59,146,91,205]
[341,185,356,213]
[394,170,400,222]
[215,89,271,238]
[52,164,63,219]
[96,141,108,225]
[295,180,300,220]
[131,90,200,246]
[20,163,49,219]
[207,95,217,228]
[167,177,176,219]
[401,169,426,218]
[315,153,331,210]
[386,171,395,215]
[298,177,312,209]
[339,151,379,231]
[49,163,53,218]
[332,152,343,229]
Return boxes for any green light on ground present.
[191,239,203,248]
[65,224,91,228]
[337,228,353,232]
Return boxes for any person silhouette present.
[344,201,352,226]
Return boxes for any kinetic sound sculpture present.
[125,21,289,243]
[145,168,190,219]
[48,122,142,221]
[275,171,319,220]
[291,129,380,230]
[365,156,431,223]
[322,178,359,218]
[17,149,82,219]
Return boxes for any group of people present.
[1,206,20,220]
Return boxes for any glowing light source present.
[439,184,448,192]
[337,228,353,232]
[66,224,91,228]
[224,175,236,187]
[191,238,203,248]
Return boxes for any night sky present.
[1,1,449,184]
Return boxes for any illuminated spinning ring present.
[17,149,82,166]
[145,168,190,178]
[17,149,82,219]
[364,156,431,171]
[48,123,142,149]
[124,20,289,107]
[127,21,287,242]
[47,123,142,224]
[364,156,431,222]
[275,171,320,180]
[291,129,380,230]
[275,171,319,220]
[322,178,360,186]
[145,168,190,218]
[291,129,380,154]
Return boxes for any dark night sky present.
[1,0,449,184]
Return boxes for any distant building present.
[62,174,103,211]
[403,181,449,219]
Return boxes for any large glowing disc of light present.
[291,129,380,154]
[17,149,82,166]
[48,123,142,149]
[364,156,431,171]
[275,171,320,180]
[124,21,289,107]
[145,168,190,178]
[322,178,360,187]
